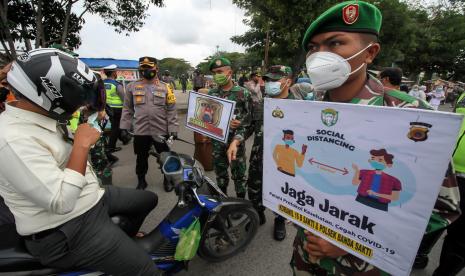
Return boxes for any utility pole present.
[216,45,219,56]
[264,27,270,71]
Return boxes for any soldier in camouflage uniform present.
[208,57,252,198]
[234,65,313,240]
[291,1,460,275]
[70,109,113,186]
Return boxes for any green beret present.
[263,65,292,81]
[209,57,232,71]
[302,1,382,51]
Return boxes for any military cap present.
[139,56,157,68]
[263,65,292,81]
[209,57,232,71]
[302,1,382,51]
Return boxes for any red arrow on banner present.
[308,158,349,175]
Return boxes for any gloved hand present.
[120,129,132,145]
[169,132,178,140]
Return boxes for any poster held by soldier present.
[186,91,236,143]
[263,98,463,276]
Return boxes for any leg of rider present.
[70,200,160,276]
[104,185,157,236]
[212,140,229,194]
[25,198,160,276]
[231,143,247,198]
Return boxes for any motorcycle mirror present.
[162,156,183,175]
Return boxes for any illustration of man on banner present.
[352,149,402,211]
[273,129,307,177]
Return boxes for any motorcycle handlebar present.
[177,183,187,208]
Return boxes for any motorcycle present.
[0,137,259,276]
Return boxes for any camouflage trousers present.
[212,139,247,197]
[90,136,112,186]
[248,125,264,211]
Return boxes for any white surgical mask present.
[265,81,283,96]
[306,43,373,91]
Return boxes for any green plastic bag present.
[174,218,201,261]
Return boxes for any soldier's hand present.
[230,119,241,129]
[227,140,240,163]
[74,123,101,149]
[304,231,347,259]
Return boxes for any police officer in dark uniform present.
[120,57,178,190]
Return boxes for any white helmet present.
[7,48,104,120]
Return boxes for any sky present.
[75,0,249,67]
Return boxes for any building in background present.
[80,58,140,81]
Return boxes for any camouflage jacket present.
[246,83,314,141]
[208,85,252,143]
[292,75,460,276]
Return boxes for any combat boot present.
[274,216,286,241]
[137,175,148,190]
[432,253,465,276]
[220,186,228,195]
[257,209,266,225]
[106,152,119,167]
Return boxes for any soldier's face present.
[212,67,232,77]
[306,32,380,82]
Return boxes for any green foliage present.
[196,51,262,75]
[232,0,465,81]
[84,0,164,35]
[232,0,335,73]
[0,0,164,57]
[2,0,82,49]
[158,57,192,78]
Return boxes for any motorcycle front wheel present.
[198,205,259,262]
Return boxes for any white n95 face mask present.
[306,43,372,91]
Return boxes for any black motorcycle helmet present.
[7,48,104,121]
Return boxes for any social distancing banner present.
[263,99,463,276]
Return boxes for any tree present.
[232,0,465,81]
[158,58,192,78]
[0,0,164,60]
[231,0,335,76]
[195,51,262,78]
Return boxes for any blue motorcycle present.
[0,142,259,275]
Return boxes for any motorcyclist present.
[0,49,160,276]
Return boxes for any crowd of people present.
[0,1,465,276]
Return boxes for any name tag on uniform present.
[154,91,165,98]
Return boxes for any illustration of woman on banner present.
[352,149,402,211]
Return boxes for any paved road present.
[109,102,463,276]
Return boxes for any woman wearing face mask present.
[291,2,456,276]
[427,86,446,111]
[208,57,252,199]
[227,65,312,240]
